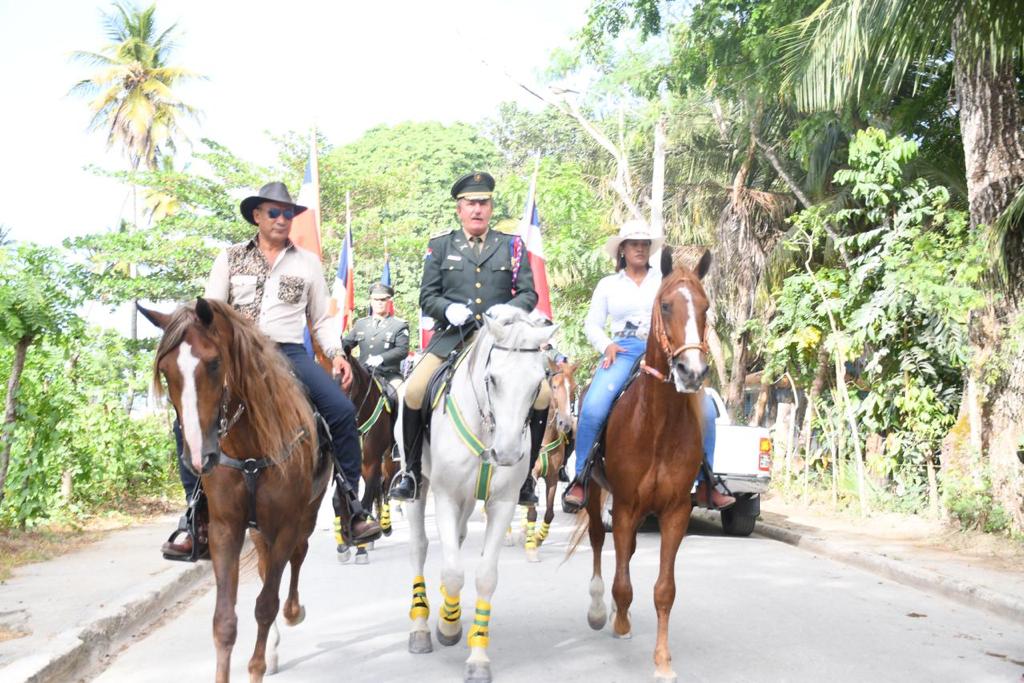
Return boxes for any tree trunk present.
[953,13,1024,532]
[0,335,32,506]
[750,374,772,426]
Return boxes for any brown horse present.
[572,249,712,683]
[332,347,399,563]
[523,359,577,562]
[142,299,331,683]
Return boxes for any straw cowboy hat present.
[604,219,664,260]
[239,182,308,226]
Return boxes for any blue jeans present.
[574,337,717,478]
[574,337,647,477]
[178,343,363,495]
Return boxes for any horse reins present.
[187,381,309,529]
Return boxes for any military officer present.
[344,282,409,386]
[389,171,551,505]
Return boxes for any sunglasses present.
[264,207,296,220]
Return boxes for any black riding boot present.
[389,404,425,501]
[519,407,548,505]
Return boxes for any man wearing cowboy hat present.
[161,182,382,560]
[344,282,409,387]
[389,171,553,505]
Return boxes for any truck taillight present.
[758,438,772,471]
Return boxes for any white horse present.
[398,305,556,683]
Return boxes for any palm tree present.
[70,2,201,337]
[781,0,1024,532]
[71,2,200,171]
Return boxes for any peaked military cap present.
[369,282,394,298]
[240,182,308,226]
[451,172,495,200]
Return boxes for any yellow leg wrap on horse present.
[440,585,462,623]
[467,599,491,649]
[520,508,528,533]
[381,502,392,532]
[409,576,430,620]
[333,516,344,545]
[525,520,537,551]
[537,521,551,543]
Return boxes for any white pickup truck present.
[694,387,772,536]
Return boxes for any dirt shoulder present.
[759,492,1024,575]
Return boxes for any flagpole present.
[521,151,540,226]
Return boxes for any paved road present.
[93,495,1024,682]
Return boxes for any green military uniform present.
[420,228,537,357]
[344,314,409,383]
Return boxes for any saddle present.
[420,342,476,441]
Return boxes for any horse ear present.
[137,303,171,330]
[195,297,215,327]
[660,247,673,278]
[696,250,713,280]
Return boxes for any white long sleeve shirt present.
[204,237,342,357]
[584,268,662,354]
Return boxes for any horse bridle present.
[468,339,544,443]
[644,289,709,382]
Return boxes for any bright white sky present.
[0,0,590,247]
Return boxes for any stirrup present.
[561,478,587,513]
[389,470,420,501]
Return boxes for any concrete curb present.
[1,560,211,683]
[693,508,1024,624]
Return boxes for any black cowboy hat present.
[239,182,308,226]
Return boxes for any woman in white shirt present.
[564,221,733,510]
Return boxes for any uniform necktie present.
[471,236,483,255]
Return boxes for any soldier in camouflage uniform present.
[344,282,409,387]
[388,172,551,505]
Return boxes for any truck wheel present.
[721,494,759,537]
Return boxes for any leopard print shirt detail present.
[226,240,269,321]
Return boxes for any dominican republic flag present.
[291,130,322,259]
[419,310,434,350]
[330,224,356,332]
[517,162,552,319]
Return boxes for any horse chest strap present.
[445,394,493,501]
[358,394,386,435]
[220,455,272,528]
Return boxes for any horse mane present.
[152,300,315,464]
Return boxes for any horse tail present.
[562,501,594,564]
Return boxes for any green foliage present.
[0,330,176,528]
[0,244,84,345]
[765,128,985,517]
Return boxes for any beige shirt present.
[204,236,341,357]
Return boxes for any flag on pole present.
[380,251,395,316]
[329,191,356,333]
[291,130,322,258]
[330,224,356,332]
[517,157,552,319]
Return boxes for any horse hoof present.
[408,630,433,654]
[266,653,278,676]
[654,671,678,682]
[464,661,493,683]
[383,527,393,537]
[355,549,369,565]
[436,624,462,647]
[337,547,352,563]
[285,605,306,626]
[612,630,632,640]
[587,609,607,630]
[525,549,540,563]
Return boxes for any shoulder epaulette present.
[429,228,457,241]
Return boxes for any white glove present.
[445,303,473,326]
[366,354,383,367]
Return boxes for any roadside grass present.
[0,496,179,582]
